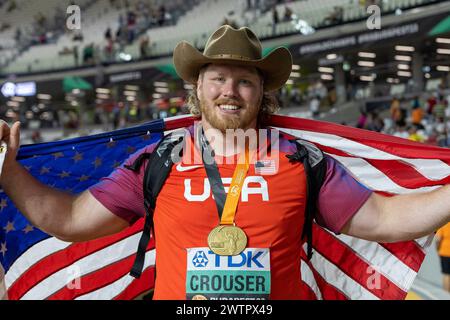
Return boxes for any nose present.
[222,79,239,99]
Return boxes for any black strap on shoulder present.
[124,133,185,278]
[286,140,326,260]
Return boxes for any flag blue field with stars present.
[0,118,167,291]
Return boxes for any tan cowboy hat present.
[173,25,292,92]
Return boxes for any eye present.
[239,79,253,86]
[213,76,225,82]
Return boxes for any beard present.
[199,94,261,133]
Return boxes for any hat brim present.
[173,41,292,92]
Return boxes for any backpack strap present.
[286,139,326,260]
[124,131,185,278]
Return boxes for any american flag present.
[1,114,449,300]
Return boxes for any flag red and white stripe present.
[4,115,449,300]
[270,115,450,300]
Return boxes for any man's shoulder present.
[131,126,195,157]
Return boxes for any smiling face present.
[196,64,264,132]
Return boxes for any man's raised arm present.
[0,121,128,242]
[341,186,450,242]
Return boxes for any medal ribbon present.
[200,131,251,226]
[220,147,249,225]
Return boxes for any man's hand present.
[0,121,21,182]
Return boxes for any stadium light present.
[425,73,431,79]
[293,19,315,35]
[358,52,376,59]
[318,67,334,73]
[118,52,132,61]
[395,45,414,52]
[359,75,374,82]
[125,85,139,91]
[436,38,450,44]
[387,78,400,84]
[155,87,169,93]
[437,65,450,72]
[96,88,110,94]
[6,101,19,108]
[123,90,137,96]
[11,96,25,102]
[290,72,301,78]
[437,48,450,55]
[96,94,109,100]
[397,64,409,70]
[292,65,301,70]
[357,61,375,67]
[154,81,168,87]
[326,54,337,60]
[286,80,294,85]
[394,55,412,62]
[320,74,333,81]
[126,96,136,101]
[25,111,34,119]
[397,71,412,77]
[152,93,162,99]
[37,94,52,100]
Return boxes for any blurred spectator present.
[407,125,425,143]
[73,31,84,42]
[139,35,151,59]
[426,93,437,116]
[433,97,447,120]
[393,125,409,139]
[324,6,344,25]
[14,27,22,42]
[356,109,367,129]
[309,95,320,118]
[73,45,79,66]
[282,5,293,22]
[127,10,137,43]
[390,97,406,127]
[435,117,449,147]
[411,97,424,129]
[104,38,115,62]
[221,17,239,29]
[157,5,166,26]
[365,111,384,132]
[105,27,112,40]
[83,43,95,64]
[271,7,279,35]
[31,130,43,143]
[436,223,450,293]
[7,0,16,12]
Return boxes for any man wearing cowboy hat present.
[0,25,449,300]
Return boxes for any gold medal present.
[207,225,247,256]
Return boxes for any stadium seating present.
[0,0,441,74]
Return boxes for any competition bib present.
[186,247,271,300]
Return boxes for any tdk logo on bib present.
[190,250,266,269]
[186,248,271,300]
[192,251,209,267]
